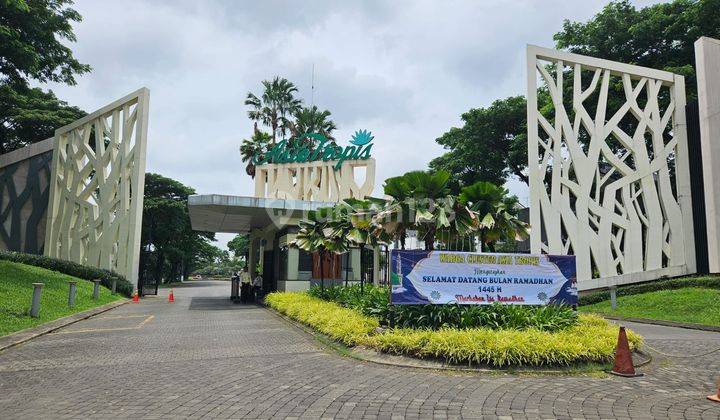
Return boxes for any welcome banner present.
[390,250,577,306]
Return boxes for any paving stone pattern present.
[0,280,719,419]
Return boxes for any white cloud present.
[40,0,662,249]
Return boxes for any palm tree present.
[293,207,348,291]
[239,131,271,177]
[245,77,303,144]
[290,105,337,146]
[380,175,413,249]
[377,170,476,251]
[458,181,529,252]
[337,198,391,290]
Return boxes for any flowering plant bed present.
[266,290,642,368]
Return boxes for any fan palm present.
[458,181,529,251]
[377,170,476,251]
[290,105,337,147]
[337,198,392,290]
[292,207,349,290]
[245,77,302,144]
[239,131,271,177]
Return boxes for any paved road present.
[1,280,719,419]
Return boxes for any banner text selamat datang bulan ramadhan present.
[390,250,577,306]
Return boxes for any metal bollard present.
[92,279,102,300]
[30,283,43,318]
[68,281,77,307]
[609,285,618,310]
[111,278,117,295]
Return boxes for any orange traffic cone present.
[132,289,139,303]
[708,378,720,402]
[610,326,643,377]
[168,289,174,303]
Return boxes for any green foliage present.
[0,84,86,153]
[0,250,133,297]
[265,291,379,345]
[554,0,720,101]
[239,130,271,177]
[309,284,577,332]
[227,234,249,259]
[578,275,720,305]
[268,291,642,367]
[379,170,477,251]
[430,96,528,191]
[366,314,642,367]
[458,181,528,251]
[431,1,720,187]
[141,173,215,284]
[0,260,122,336]
[0,0,90,154]
[581,287,720,327]
[0,0,91,85]
[290,105,337,143]
[245,76,303,143]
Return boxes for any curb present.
[264,307,630,375]
[0,299,129,352]
[604,315,720,333]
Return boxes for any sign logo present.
[252,130,375,170]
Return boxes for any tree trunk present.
[359,245,365,293]
[319,250,325,291]
[424,227,435,251]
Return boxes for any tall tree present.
[244,76,302,144]
[431,0,720,187]
[141,173,215,283]
[458,181,528,252]
[554,0,720,101]
[430,96,528,192]
[239,130,271,177]
[290,105,337,144]
[0,0,90,153]
[227,234,249,259]
[377,170,476,251]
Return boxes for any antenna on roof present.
[311,63,315,107]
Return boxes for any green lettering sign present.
[252,130,375,170]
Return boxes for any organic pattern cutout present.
[0,151,52,253]
[45,89,149,284]
[527,47,694,283]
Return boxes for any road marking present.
[52,315,155,334]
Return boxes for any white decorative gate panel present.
[526,46,695,289]
[44,88,149,287]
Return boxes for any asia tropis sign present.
[390,250,577,306]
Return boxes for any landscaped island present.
[266,285,642,368]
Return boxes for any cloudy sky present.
[42,0,657,247]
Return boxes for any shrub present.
[309,284,578,332]
[268,292,643,367]
[0,251,133,297]
[579,275,720,306]
[366,314,643,367]
[265,292,379,345]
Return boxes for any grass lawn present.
[580,287,720,327]
[0,260,123,336]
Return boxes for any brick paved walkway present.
[1,280,719,419]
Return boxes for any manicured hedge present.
[266,291,643,367]
[579,275,720,306]
[366,314,642,367]
[0,251,133,297]
[309,284,578,331]
[266,292,379,345]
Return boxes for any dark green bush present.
[309,284,577,332]
[0,251,133,297]
[579,275,720,306]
